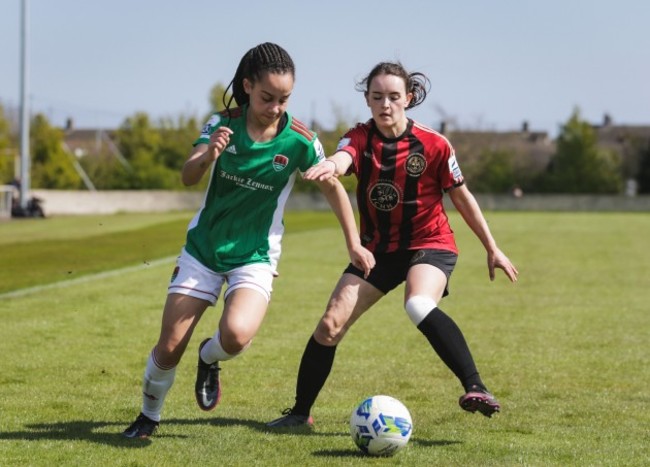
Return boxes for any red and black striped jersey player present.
[267,61,519,428]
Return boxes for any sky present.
[1,0,649,138]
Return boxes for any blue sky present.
[1,0,648,137]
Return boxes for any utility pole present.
[19,0,30,211]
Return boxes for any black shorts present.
[344,249,458,296]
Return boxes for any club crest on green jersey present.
[273,154,289,171]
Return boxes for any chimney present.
[521,120,529,133]
[439,121,447,135]
[603,113,612,127]
[65,117,74,130]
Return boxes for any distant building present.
[62,118,120,159]
[62,118,131,174]
[440,120,554,174]
[592,114,650,186]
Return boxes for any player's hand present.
[304,159,336,181]
[487,248,518,282]
[349,244,375,279]
[207,126,233,161]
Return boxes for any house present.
[592,113,650,182]
[62,118,121,160]
[440,121,554,174]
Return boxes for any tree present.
[538,109,622,193]
[116,112,161,162]
[208,83,232,117]
[30,113,82,189]
[466,149,518,193]
[78,152,131,190]
[293,104,357,194]
[158,115,200,172]
[161,115,207,190]
[114,112,178,189]
[0,102,16,184]
[636,141,650,194]
[79,112,200,190]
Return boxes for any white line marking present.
[0,256,176,299]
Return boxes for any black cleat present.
[459,385,501,417]
[195,338,221,411]
[266,408,314,428]
[122,412,159,439]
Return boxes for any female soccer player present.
[122,42,374,439]
[267,61,518,428]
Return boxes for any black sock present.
[292,335,337,416]
[417,307,486,392]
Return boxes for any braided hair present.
[223,42,295,122]
[355,62,430,110]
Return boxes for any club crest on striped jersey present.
[368,180,402,211]
[273,154,289,171]
[405,153,426,177]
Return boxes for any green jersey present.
[184,106,325,273]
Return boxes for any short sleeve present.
[440,145,465,192]
[298,136,326,173]
[336,126,367,176]
[194,113,223,146]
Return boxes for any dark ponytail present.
[222,42,295,122]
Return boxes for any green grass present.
[1,211,649,466]
[0,211,341,294]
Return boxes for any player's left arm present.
[448,184,519,282]
[314,176,375,278]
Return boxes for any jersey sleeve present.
[439,142,465,192]
[336,124,367,176]
[298,135,326,173]
[193,113,224,146]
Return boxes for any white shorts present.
[167,249,274,305]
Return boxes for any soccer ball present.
[350,395,413,456]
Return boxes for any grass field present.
[0,210,648,466]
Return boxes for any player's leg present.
[124,250,222,438]
[195,264,273,410]
[405,254,500,417]
[267,273,384,427]
[123,293,210,438]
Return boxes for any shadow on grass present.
[0,417,461,454]
[0,415,350,448]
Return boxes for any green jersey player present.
[185,103,324,273]
[123,42,375,439]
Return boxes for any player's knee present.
[153,343,182,368]
[314,318,345,346]
[223,336,252,355]
[404,295,437,326]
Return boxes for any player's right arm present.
[182,126,233,186]
[303,150,353,181]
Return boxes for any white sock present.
[200,332,239,363]
[141,350,176,422]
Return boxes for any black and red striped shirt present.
[338,119,464,255]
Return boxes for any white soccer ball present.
[350,395,413,456]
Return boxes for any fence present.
[0,185,13,219]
